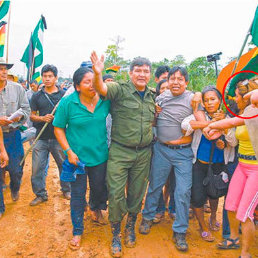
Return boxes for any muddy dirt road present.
[0,145,257,258]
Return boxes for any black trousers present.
[191,160,225,208]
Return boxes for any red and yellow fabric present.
[0,22,6,57]
[106,65,121,73]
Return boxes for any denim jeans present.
[142,142,193,233]
[0,130,24,213]
[32,139,70,198]
[156,168,176,214]
[70,162,108,235]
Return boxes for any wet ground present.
[0,144,257,258]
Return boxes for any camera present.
[207,52,222,62]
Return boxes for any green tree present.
[187,56,217,92]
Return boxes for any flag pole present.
[6,1,11,63]
[230,22,253,76]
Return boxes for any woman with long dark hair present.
[53,67,110,250]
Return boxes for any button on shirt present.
[0,80,31,132]
[104,81,155,147]
[53,91,111,167]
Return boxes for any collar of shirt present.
[70,91,103,110]
[128,81,152,97]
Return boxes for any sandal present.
[200,231,215,242]
[69,236,81,251]
[217,237,240,249]
[209,217,220,231]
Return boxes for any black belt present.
[112,140,151,151]
[160,142,191,150]
[237,153,257,161]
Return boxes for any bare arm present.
[244,89,258,108]
[209,117,244,130]
[30,111,54,123]
[190,120,211,130]
[90,51,107,96]
[54,127,79,166]
[202,117,244,140]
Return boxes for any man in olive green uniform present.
[91,51,155,257]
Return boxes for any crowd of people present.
[0,53,257,258]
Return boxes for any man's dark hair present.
[73,67,93,92]
[103,74,114,82]
[30,80,38,85]
[168,66,189,82]
[130,57,151,72]
[155,65,170,79]
[41,64,58,77]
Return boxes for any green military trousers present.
[106,141,152,222]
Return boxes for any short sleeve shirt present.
[103,81,155,147]
[53,91,110,167]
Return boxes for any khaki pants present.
[106,141,152,222]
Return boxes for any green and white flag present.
[21,15,47,82]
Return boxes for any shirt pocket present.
[122,100,140,109]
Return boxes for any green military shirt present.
[104,81,155,147]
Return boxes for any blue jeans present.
[156,168,176,214]
[142,142,193,233]
[32,139,70,198]
[71,162,108,235]
[0,130,24,213]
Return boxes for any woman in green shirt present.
[53,67,110,250]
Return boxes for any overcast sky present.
[7,0,258,78]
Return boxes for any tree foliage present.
[104,36,218,91]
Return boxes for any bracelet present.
[63,147,71,155]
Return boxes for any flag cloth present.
[0,0,10,21]
[251,6,258,46]
[21,15,47,82]
[106,65,120,73]
[0,21,6,57]
[227,48,258,96]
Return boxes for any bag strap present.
[207,141,216,176]
[43,92,55,108]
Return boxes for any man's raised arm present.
[90,51,108,96]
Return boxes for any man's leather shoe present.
[30,196,48,206]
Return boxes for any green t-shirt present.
[53,91,110,167]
